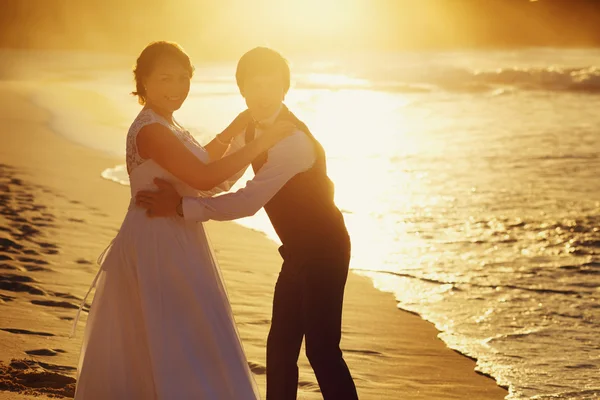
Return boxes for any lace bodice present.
[126,108,202,174]
[125,108,247,199]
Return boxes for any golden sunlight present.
[265,0,363,37]
[2,0,599,56]
[178,0,371,54]
[2,1,600,399]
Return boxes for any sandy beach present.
[0,80,508,399]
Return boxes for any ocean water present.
[3,47,599,399]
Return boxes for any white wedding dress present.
[73,108,259,399]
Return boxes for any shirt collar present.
[255,104,283,130]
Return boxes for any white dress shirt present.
[182,107,316,222]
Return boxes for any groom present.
[136,47,358,400]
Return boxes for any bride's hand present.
[258,121,296,149]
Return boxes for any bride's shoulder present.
[128,109,160,136]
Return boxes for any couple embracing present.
[74,42,358,400]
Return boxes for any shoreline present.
[0,80,508,399]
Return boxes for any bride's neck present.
[145,103,174,124]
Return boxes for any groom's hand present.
[135,178,181,218]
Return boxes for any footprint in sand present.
[0,273,46,295]
[51,292,83,301]
[16,193,33,201]
[1,273,36,284]
[248,362,266,375]
[14,223,41,237]
[344,348,384,356]
[0,238,23,252]
[0,293,15,302]
[47,292,90,310]
[0,210,19,219]
[17,256,49,265]
[22,249,40,255]
[17,256,54,272]
[36,360,76,373]
[36,242,60,255]
[298,380,321,392]
[0,328,55,337]
[31,217,54,225]
[25,349,66,357]
[22,264,53,272]
[37,242,59,250]
[0,263,22,271]
[0,359,76,398]
[247,319,271,325]
[31,300,79,310]
[32,221,55,229]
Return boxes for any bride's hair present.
[235,47,290,95]
[131,41,195,105]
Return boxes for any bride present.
[73,41,294,399]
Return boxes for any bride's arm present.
[196,134,248,196]
[203,135,232,162]
[136,122,293,191]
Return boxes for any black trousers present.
[266,243,358,400]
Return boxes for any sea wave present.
[292,65,600,95]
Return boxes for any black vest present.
[245,106,349,261]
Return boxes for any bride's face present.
[241,72,285,121]
[144,56,191,113]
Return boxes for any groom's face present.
[241,72,285,121]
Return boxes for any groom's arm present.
[182,130,315,222]
[204,110,251,162]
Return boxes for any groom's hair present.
[235,47,290,94]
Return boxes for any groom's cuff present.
[182,197,208,222]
